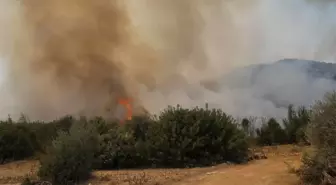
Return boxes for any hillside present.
[249,59,336,82]
[219,59,336,109]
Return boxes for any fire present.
[118,98,132,123]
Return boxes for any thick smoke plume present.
[0,0,336,121]
[0,0,162,120]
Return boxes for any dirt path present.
[0,145,302,185]
[90,152,301,185]
[172,155,301,185]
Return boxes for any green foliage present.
[99,105,248,169]
[0,121,39,164]
[283,105,311,144]
[99,116,153,169]
[0,102,312,172]
[27,116,74,152]
[307,91,336,150]
[241,118,250,134]
[38,120,100,185]
[240,117,257,146]
[256,118,288,146]
[150,105,248,167]
[0,115,75,164]
[252,105,311,146]
[300,91,336,185]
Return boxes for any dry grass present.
[90,167,208,185]
[0,160,39,184]
[284,160,301,174]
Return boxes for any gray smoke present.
[132,0,336,119]
[0,0,335,121]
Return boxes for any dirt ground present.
[0,145,303,185]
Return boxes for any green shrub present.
[240,117,257,146]
[99,116,153,169]
[283,105,311,144]
[99,105,248,169]
[32,116,74,150]
[38,119,100,185]
[0,115,75,163]
[256,118,288,146]
[300,91,336,185]
[240,106,311,147]
[148,105,248,167]
[0,122,39,163]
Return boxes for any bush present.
[30,116,74,151]
[0,115,76,164]
[300,91,336,185]
[240,117,257,146]
[0,121,39,163]
[98,116,153,169]
[252,105,311,147]
[256,118,288,146]
[283,105,311,144]
[99,105,248,169]
[38,119,100,185]
[148,105,248,167]
[300,148,327,185]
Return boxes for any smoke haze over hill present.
[0,0,336,121]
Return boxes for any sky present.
[0,0,335,121]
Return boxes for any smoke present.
[132,0,336,118]
[0,0,162,120]
[0,0,336,121]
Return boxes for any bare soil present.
[0,145,303,185]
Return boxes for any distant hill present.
[244,59,335,108]
[225,59,336,86]
[211,59,336,109]
[250,59,336,81]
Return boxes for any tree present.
[283,105,311,144]
[256,118,287,146]
[300,91,336,185]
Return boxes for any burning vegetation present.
[118,98,133,122]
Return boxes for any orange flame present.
[118,98,132,123]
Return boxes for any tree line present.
[1,91,335,185]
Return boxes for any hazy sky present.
[0,0,335,121]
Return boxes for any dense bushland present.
[0,103,312,184]
[238,105,311,147]
[0,115,75,164]
[0,119,39,164]
[0,104,311,166]
[98,105,248,169]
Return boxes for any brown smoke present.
[3,0,210,120]
[3,0,336,121]
[8,0,163,120]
